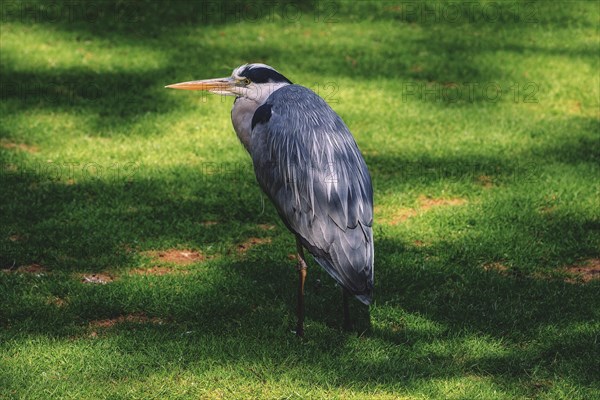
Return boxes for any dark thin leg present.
[295,238,308,337]
[343,289,352,331]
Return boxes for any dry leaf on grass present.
[564,258,600,283]
[81,273,114,284]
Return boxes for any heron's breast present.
[231,98,258,153]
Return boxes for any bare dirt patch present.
[482,259,600,283]
[47,296,68,307]
[419,196,467,209]
[539,206,557,214]
[258,224,276,231]
[2,263,48,275]
[81,273,114,284]
[19,264,47,274]
[143,249,205,265]
[389,208,419,224]
[564,258,600,283]
[129,266,188,276]
[89,312,165,331]
[483,262,510,275]
[8,233,26,242]
[389,196,467,225]
[568,100,582,115]
[200,221,218,226]
[237,237,272,254]
[476,175,494,188]
[0,139,39,153]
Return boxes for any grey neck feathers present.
[231,96,257,153]
[230,82,289,153]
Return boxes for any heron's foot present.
[343,318,353,332]
[342,289,352,332]
[293,324,304,337]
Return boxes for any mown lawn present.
[1,1,599,399]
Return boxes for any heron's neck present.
[231,96,258,153]
[230,83,288,153]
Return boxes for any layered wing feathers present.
[250,85,374,304]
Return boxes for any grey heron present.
[166,63,373,336]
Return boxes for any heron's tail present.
[313,256,373,305]
[354,293,372,306]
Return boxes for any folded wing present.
[250,85,374,304]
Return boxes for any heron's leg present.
[343,288,352,331]
[295,237,308,337]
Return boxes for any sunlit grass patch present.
[1,1,599,399]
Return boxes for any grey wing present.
[251,85,374,304]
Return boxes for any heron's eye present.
[242,78,251,85]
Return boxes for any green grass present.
[1,0,599,398]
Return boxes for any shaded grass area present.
[1,1,599,399]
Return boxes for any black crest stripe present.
[241,67,292,84]
[252,103,272,130]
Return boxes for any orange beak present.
[165,77,234,93]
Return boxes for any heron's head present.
[165,63,292,103]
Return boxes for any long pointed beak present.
[165,77,233,92]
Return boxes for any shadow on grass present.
[2,0,597,119]
[2,129,598,390]
[368,115,600,192]
[0,63,187,136]
[0,66,180,116]
[1,0,598,394]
